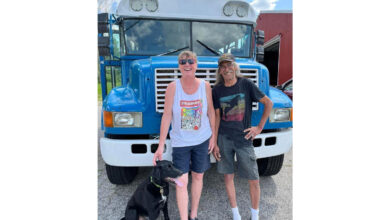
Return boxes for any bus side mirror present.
[98,13,111,56]
[98,36,111,56]
[256,30,265,45]
[256,46,264,63]
[98,13,109,34]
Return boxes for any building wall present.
[256,11,292,85]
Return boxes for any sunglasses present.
[179,59,195,65]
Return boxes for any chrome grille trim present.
[155,68,259,113]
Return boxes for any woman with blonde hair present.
[153,51,216,220]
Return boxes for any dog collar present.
[150,176,164,194]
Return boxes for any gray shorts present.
[217,134,259,180]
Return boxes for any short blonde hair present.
[178,51,197,63]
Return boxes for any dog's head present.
[152,160,184,186]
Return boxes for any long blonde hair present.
[215,62,243,85]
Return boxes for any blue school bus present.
[98,0,292,184]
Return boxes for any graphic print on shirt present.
[220,93,245,121]
[180,99,202,130]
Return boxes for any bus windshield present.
[122,19,253,57]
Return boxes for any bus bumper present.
[100,128,292,166]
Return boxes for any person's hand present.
[208,136,215,154]
[213,145,221,161]
[152,145,164,166]
[244,126,263,140]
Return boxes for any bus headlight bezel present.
[113,112,143,127]
[269,108,292,123]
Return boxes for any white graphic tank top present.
[169,79,212,147]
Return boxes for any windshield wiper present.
[196,40,221,56]
[124,20,141,32]
[156,46,189,56]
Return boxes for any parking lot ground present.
[98,146,292,220]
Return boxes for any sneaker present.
[188,210,198,220]
[233,215,241,220]
[233,215,242,220]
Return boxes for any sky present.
[247,0,292,12]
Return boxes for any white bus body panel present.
[100,128,292,166]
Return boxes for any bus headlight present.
[113,112,142,127]
[269,108,292,123]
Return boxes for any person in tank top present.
[153,51,216,220]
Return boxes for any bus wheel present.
[105,164,138,185]
[257,154,284,176]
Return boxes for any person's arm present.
[244,95,273,140]
[213,108,221,161]
[205,81,215,154]
[257,96,273,129]
[153,81,176,165]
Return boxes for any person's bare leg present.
[248,179,260,209]
[249,179,260,220]
[225,174,241,220]
[176,173,189,220]
[190,171,204,219]
[224,173,237,207]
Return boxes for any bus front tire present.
[105,164,138,185]
[257,154,284,176]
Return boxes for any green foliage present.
[98,82,102,102]
[98,66,121,102]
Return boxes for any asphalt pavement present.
[98,106,292,220]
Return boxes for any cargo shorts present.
[217,134,259,180]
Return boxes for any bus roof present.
[98,0,258,25]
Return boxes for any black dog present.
[121,160,184,220]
